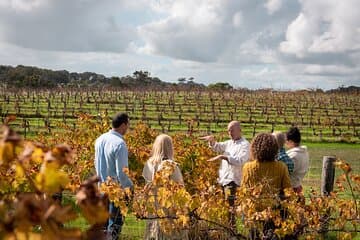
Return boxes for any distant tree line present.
[326,85,360,93]
[0,65,358,92]
[0,65,208,90]
[0,65,108,88]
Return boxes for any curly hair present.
[251,133,279,162]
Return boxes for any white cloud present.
[0,0,139,52]
[0,0,46,12]
[139,0,299,63]
[277,0,360,88]
[304,64,359,76]
[0,0,358,90]
[280,13,315,58]
[280,0,360,56]
[0,41,177,81]
[232,11,243,28]
[265,0,282,15]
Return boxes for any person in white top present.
[142,134,184,185]
[142,134,187,240]
[200,121,250,228]
[286,127,309,194]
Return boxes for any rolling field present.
[1,89,359,143]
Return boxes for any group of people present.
[94,113,310,240]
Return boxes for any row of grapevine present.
[1,88,359,142]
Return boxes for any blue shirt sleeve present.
[115,143,133,189]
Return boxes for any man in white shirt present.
[200,121,250,228]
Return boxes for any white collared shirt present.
[211,137,250,186]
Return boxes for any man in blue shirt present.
[95,113,133,240]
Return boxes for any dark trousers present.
[222,181,238,230]
[106,202,124,240]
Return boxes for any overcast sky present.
[0,0,359,90]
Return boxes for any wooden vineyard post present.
[22,118,30,139]
[320,156,336,237]
[321,156,336,196]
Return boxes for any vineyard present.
[1,88,359,143]
[0,88,359,239]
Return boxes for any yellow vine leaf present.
[31,147,44,164]
[4,231,42,240]
[35,162,69,194]
[0,142,15,167]
[178,215,188,226]
[15,163,25,178]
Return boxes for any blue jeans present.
[107,202,124,240]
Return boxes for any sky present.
[0,0,359,90]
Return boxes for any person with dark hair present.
[95,113,133,240]
[286,127,309,193]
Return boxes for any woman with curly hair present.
[242,133,292,239]
[242,133,291,193]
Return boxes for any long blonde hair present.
[149,134,174,166]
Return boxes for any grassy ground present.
[302,143,360,239]
[303,142,359,192]
[65,215,145,240]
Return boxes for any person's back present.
[142,134,187,240]
[95,130,130,186]
[241,132,291,237]
[287,146,309,189]
[242,133,291,195]
[143,159,184,185]
[94,113,132,240]
[286,127,309,193]
[242,160,290,192]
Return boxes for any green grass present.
[302,142,359,191]
[120,216,146,240]
[65,215,145,240]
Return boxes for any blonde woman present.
[143,134,183,185]
[142,134,187,240]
